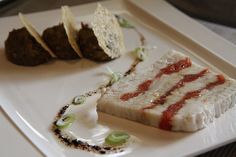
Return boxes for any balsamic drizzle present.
[134,27,146,46]
[52,16,146,154]
[52,57,141,154]
[53,128,120,154]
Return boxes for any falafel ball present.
[77,23,111,62]
[5,27,52,66]
[42,24,80,60]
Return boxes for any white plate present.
[1,0,236,157]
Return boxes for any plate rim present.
[1,0,236,157]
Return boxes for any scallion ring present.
[110,72,122,84]
[115,15,134,29]
[56,114,75,130]
[106,67,122,84]
[134,47,147,61]
[105,131,130,146]
[72,95,86,105]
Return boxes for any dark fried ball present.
[5,27,52,66]
[42,24,80,60]
[77,23,111,62]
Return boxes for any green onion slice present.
[115,15,134,29]
[110,72,122,84]
[72,95,86,105]
[56,114,75,130]
[105,131,130,146]
[106,67,122,84]
[134,47,147,61]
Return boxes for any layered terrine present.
[97,50,236,132]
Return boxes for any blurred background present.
[1,0,236,27]
[167,0,236,28]
[1,0,236,45]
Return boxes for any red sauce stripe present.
[141,69,208,110]
[159,58,191,75]
[120,58,192,101]
[159,74,225,130]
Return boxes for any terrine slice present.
[97,50,236,132]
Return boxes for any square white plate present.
[1,0,236,157]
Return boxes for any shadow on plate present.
[97,112,192,148]
[0,48,100,82]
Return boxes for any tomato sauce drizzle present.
[141,69,208,110]
[159,74,225,130]
[120,58,192,101]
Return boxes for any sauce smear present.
[159,74,225,130]
[142,69,208,110]
[120,58,191,101]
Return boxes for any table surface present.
[1,0,236,157]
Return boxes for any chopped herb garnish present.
[105,131,130,146]
[115,15,134,29]
[106,67,122,84]
[110,72,122,84]
[133,47,147,61]
[56,114,75,130]
[72,95,86,105]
